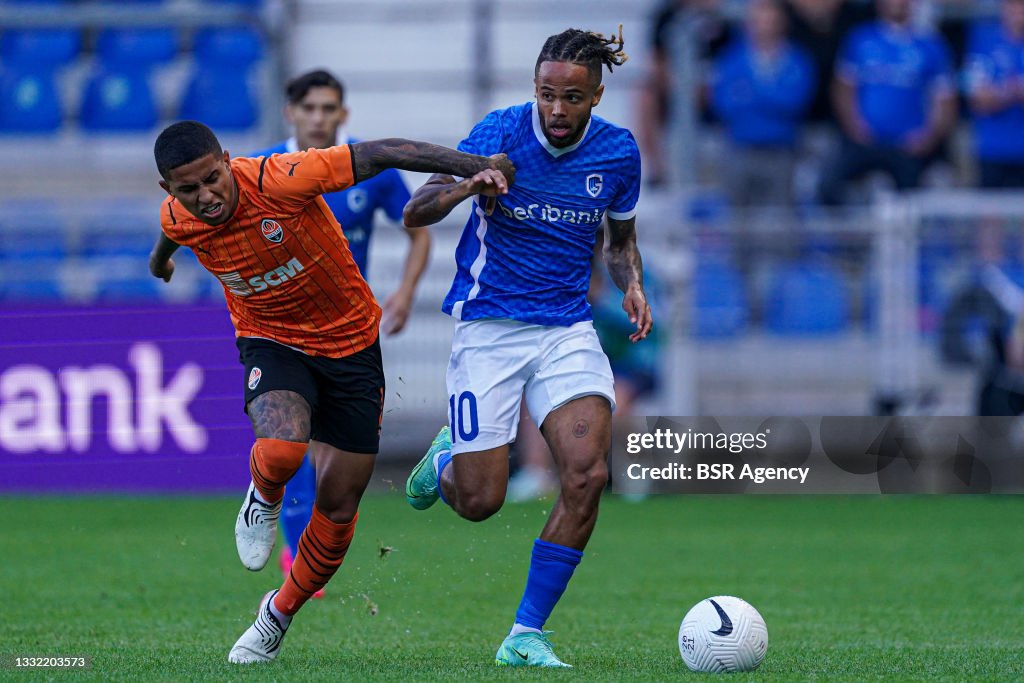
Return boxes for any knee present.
[561,461,608,502]
[315,500,358,525]
[456,490,504,522]
[313,485,360,523]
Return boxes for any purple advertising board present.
[0,304,253,493]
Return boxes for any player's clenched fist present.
[469,168,510,197]
[149,255,175,282]
[488,153,516,185]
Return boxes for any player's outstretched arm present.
[149,233,180,282]
[403,167,509,227]
[350,139,515,186]
[604,215,653,342]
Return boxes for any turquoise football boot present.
[405,426,451,510]
[495,631,572,668]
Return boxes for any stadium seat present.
[694,260,748,339]
[179,67,258,130]
[78,230,156,259]
[95,275,162,302]
[80,69,158,132]
[764,262,850,335]
[0,258,65,302]
[96,28,178,69]
[0,68,62,132]
[207,0,265,8]
[0,231,69,262]
[192,26,264,68]
[1,28,81,69]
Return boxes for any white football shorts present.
[445,318,616,455]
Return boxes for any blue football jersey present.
[249,134,410,276]
[444,102,641,326]
[837,22,954,145]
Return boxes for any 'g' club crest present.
[586,174,603,198]
[261,219,284,244]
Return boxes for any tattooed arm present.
[402,168,509,227]
[350,138,514,187]
[604,215,653,342]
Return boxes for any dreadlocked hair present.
[535,25,628,85]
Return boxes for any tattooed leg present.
[538,395,612,550]
[248,390,312,442]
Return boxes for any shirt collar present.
[531,101,591,158]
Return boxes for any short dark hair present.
[535,25,628,87]
[285,69,345,105]
[154,120,222,178]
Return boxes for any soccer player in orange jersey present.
[149,120,514,664]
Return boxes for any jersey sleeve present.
[608,134,642,221]
[258,146,356,209]
[159,197,187,244]
[457,109,507,157]
[378,168,412,224]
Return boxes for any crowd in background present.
[637,0,1024,206]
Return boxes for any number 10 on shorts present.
[449,391,479,443]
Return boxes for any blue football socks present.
[513,538,583,630]
[436,449,454,506]
[280,455,316,556]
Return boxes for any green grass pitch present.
[2,494,1021,681]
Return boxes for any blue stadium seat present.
[79,230,155,259]
[0,232,69,262]
[96,28,178,69]
[694,260,748,339]
[0,268,64,303]
[207,0,265,8]
[179,67,258,130]
[95,275,162,302]
[765,262,850,335]
[193,26,264,67]
[1,28,81,69]
[0,68,62,132]
[80,69,158,132]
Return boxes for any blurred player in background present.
[149,120,514,664]
[251,69,431,597]
[403,27,652,668]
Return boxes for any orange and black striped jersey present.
[160,145,381,358]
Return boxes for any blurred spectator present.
[710,0,816,207]
[818,0,958,204]
[785,0,876,123]
[637,0,734,186]
[964,0,1024,188]
[941,260,1024,415]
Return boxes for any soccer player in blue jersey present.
[403,27,653,668]
[251,69,432,594]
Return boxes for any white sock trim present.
[267,594,292,627]
[509,623,542,637]
[252,486,271,506]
